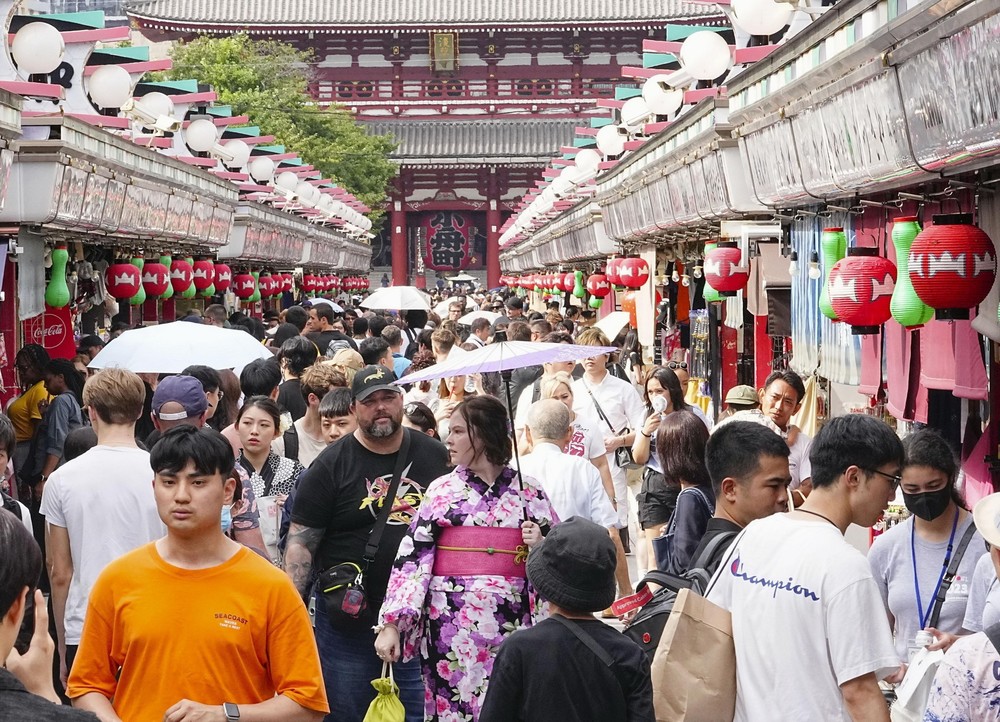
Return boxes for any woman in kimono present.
[375,395,558,722]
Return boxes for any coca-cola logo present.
[29,314,68,349]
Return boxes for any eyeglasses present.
[667,361,688,370]
[864,468,902,492]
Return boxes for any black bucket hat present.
[526,516,617,613]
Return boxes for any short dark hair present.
[149,425,236,482]
[311,303,335,325]
[469,318,491,334]
[455,395,511,467]
[530,320,552,335]
[319,387,353,418]
[706,421,790,497]
[763,370,806,404]
[239,358,281,398]
[47,358,85,406]
[0,508,42,620]
[204,304,227,325]
[403,401,438,439]
[402,310,428,329]
[809,414,904,489]
[360,337,391,366]
[368,316,388,338]
[285,306,308,331]
[381,324,402,347]
[0,414,14,456]
[505,296,524,311]
[542,331,573,344]
[655,411,711,490]
[352,316,369,337]
[182,365,221,393]
[903,428,963,507]
[63,426,98,462]
[279,336,319,376]
[507,321,531,342]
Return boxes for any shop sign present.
[21,305,77,360]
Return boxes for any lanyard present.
[911,507,959,630]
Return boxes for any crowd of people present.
[0,286,996,722]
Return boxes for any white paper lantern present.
[679,31,733,81]
[575,148,602,174]
[185,118,218,153]
[222,139,251,168]
[316,194,334,212]
[296,182,319,207]
[642,75,685,116]
[86,65,133,109]
[276,171,299,192]
[12,22,65,75]
[139,91,175,118]
[247,156,276,183]
[621,97,653,130]
[731,0,794,36]
[595,125,627,157]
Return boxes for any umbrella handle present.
[501,370,529,523]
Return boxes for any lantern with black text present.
[618,257,650,289]
[704,241,749,296]
[106,262,141,300]
[233,273,256,300]
[141,262,170,299]
[170,259,194,295]
[213,263,232,293]
[829,248,898,335]
[909,214,997,320]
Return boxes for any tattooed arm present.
[283,523,324,600]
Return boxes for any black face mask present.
[902,486,952,521]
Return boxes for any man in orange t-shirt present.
[67,426,328,722]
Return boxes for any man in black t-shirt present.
[304,302,358,356]
[286,365,449,722]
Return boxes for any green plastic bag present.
[363,661,405,722]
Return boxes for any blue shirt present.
[393,353,412,378]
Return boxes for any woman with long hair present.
[209,369,241,432]
[375,396,557,721]
[33,358,86,497]
[868,428,980,682]
[653,410,714,575]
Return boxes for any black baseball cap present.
[351,365,403,401]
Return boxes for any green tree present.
[159,34,396,221]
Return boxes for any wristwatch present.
[223,703,240,721]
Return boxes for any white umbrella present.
[361,286,432,311]
[447,273,477,283]
[595,311,632,340]
[458,310,501,325]
[88,323,272,374]
[309,298,345,313]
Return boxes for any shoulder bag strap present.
[985,622,1000,654]
[362,428,412,566]
[550,614,615,667]
[581,380,619,435]
[690,529,738,574]
[927,520,978,628]
[704,527,749,597]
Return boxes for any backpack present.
[615,529,737,659]
[283,424,299,463]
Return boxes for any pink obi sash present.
[433,526,528,578]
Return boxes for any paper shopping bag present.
[651,587,736,722]
[363,662,405,722]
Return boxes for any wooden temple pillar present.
[390,199,408,286]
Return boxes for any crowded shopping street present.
[0,0,999,720]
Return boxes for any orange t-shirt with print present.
[67,543,328,721]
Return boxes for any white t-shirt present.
[787,430,812,490]
[292,417,328,469]
[516,443,617,528]
[568,418,605,462]
[867,514,980,662]
[963,551,1000,633]
[707,514,897,721]
[39,446,165,645]
[924,632,1000,721]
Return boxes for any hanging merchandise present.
[192,258,216,293]
[45,243,71,308]
[233,272,256,300]
[818,227,848,321]
[170,258,194,295]
[214,263,233,293]
[141,261,170,299]
[908,213,997,319]
[128,257,146,307]
[618,257,650,289]
[621,289,639,327]
[249,271,262,303]
[159,255,175,300]
[703,241,749,296]
[890,217,934,328]
[106,260,141,300]
[701,243,723,303]
[573,270,586,299]
[828,248,898,335]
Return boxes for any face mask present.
[902,486,952,522]
[221,504,234,534]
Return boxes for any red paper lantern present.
[828,248,898,335]
[329,275,341,292]
[141,262,170,298]
[618,257,650,289]
[192,259,216,292]
[170,259,194,294]
[301,274,318,294]
[213,263,232,292]
[704,241,749,296]
[559,272,574,293]
[106,262,141,299]
[322,276,334,292]
[909,213,998,320]
[606,258,622,286]
[233,272,256,300]
[586,273,611,298]
[260,274,277,298]
[342,276,353,292]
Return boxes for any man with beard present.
[285,366,450,722]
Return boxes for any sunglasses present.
[667,361,688,370]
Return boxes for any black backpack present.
[622,530,737,659]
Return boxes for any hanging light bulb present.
[807,251,822,280]
[671,269,681,283]
[788,250,799,277]
[693,263,703,279]
[681,273,691,287]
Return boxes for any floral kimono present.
[380,465,558,721]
